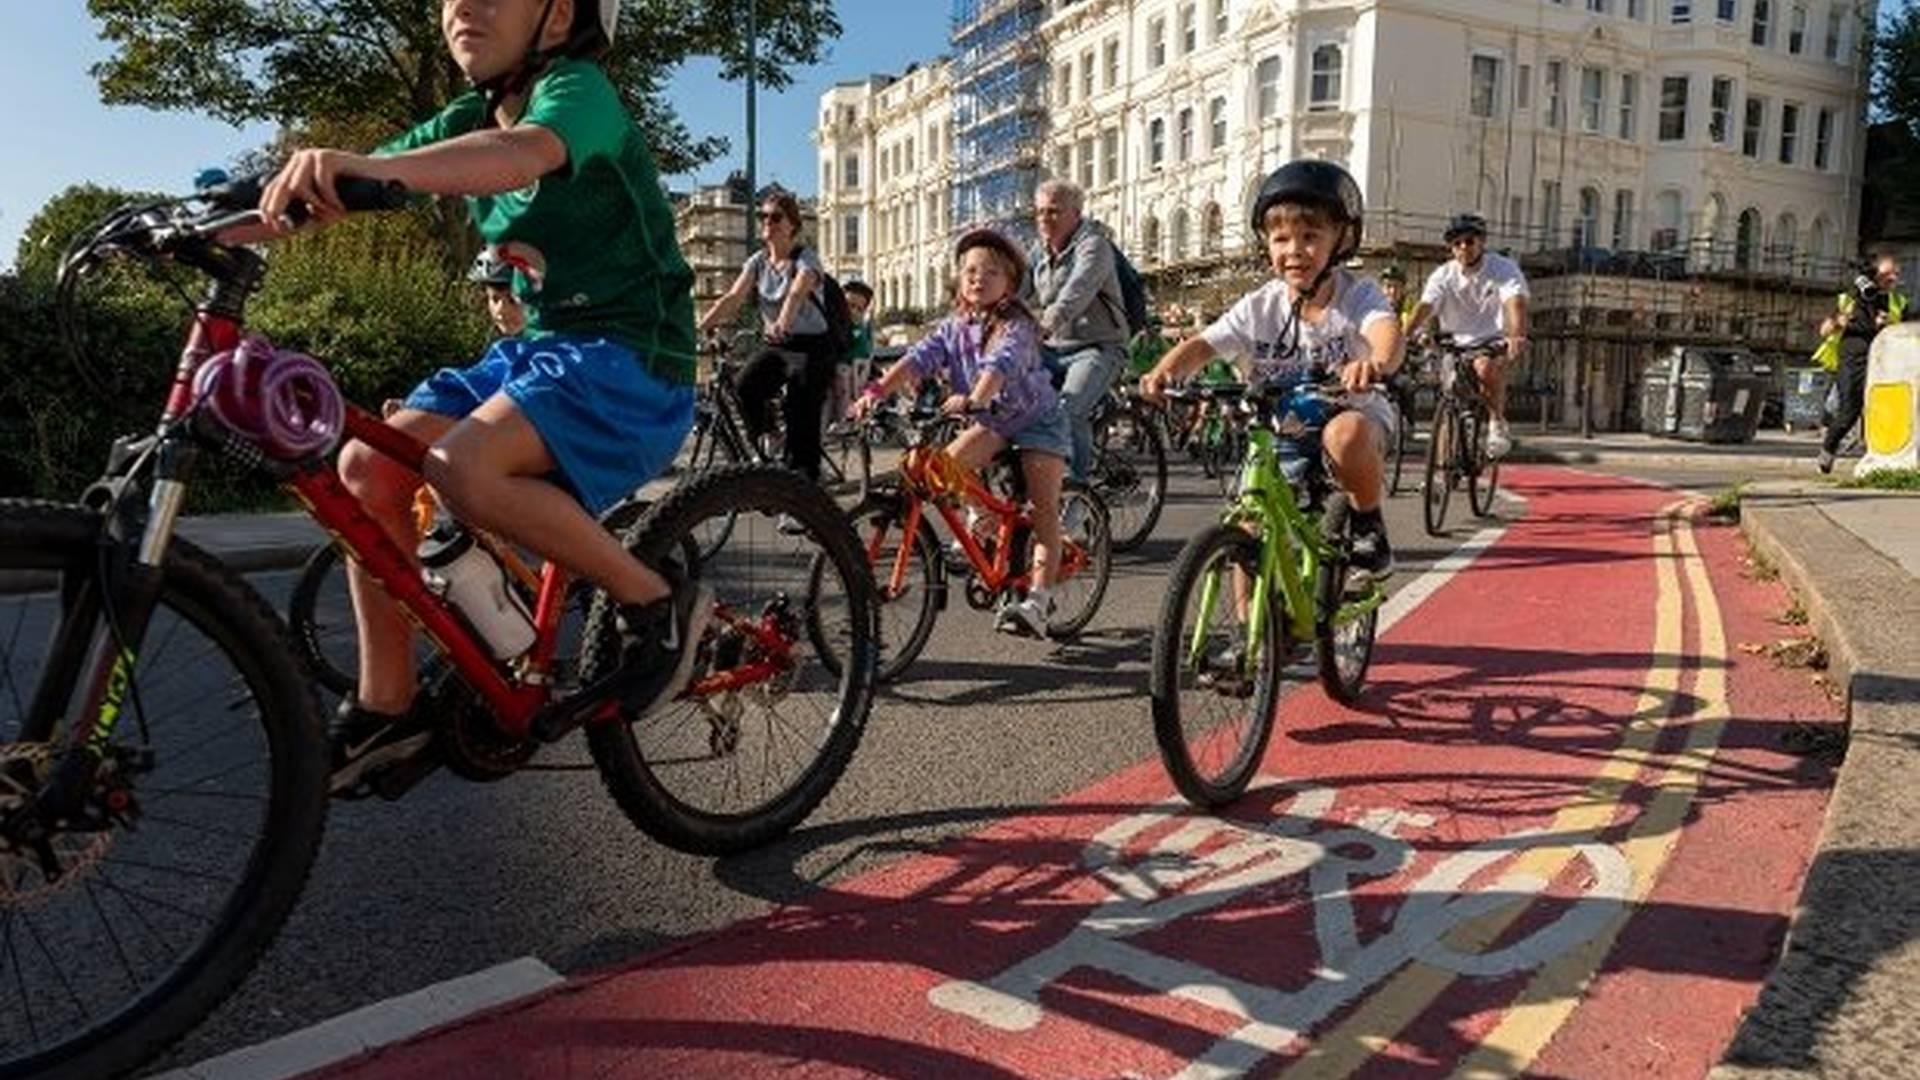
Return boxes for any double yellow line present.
[1279,503,1731,1079]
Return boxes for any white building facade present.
[1044,0,1872,275]
[818,0,1872,297]
[813,63,956,315]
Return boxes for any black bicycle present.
[1422,336,1504,535]
[1086,383,1168,552]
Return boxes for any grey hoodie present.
[1025,218,1129,350]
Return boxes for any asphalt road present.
[111,459,1488,1073]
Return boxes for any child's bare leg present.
[1324,413,1384,511]
[423,394,668,606]
[1019,450,1066,589]
[337,409,457,713]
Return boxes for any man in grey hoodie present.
[1026,179,1129,483]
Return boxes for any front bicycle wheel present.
[1150,524,1287,807]
[580,465,877,855]
[0,500,328,1080]
[1422,407,1455,537]
[1047,482,1113,638]
[680,415,744,561]
[1387,401,1412,496]
[1314,494,1379,705]
[807,490,942,683]
[1092,402,1168,552]
[1468,406,1501,518]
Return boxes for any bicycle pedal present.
[369,745,443,801]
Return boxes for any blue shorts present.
[1005,401,1073,461]
[405,335,694,515]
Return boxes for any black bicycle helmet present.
[1379,263,1407,284]
[1248,159,1365,259]
[1443,213,1489,243]
[467,248,515,288]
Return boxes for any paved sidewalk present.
[1505,427,1835,474]
[1714,479,1920,1079]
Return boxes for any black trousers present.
[1822,344,1869,455]
[736,332,837,480]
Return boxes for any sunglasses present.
[758,211,786,222]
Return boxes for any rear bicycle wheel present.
[580,466,877,855]
[1314,495,1378,705]
[1150,524,1287,807]
[1091,402,1168,552]
[1468,404,1501,518]
[0,500,328,1080]
[1046,482,1113,638]
[286,542,357,697]
[1422,406,1456,537]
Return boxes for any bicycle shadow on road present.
[880,628,1152,709]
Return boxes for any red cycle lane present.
[311,467,1837,1080]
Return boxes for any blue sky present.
[0,3,950,270]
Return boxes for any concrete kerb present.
[1712,483,1920,1078]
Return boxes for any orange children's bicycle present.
[807,404,1113,683]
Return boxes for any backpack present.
[1107,238,1152,337]
[795,246,854,357]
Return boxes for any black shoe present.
[615,566,715,718]
[1348,524,1395,584]
[329,701,432,794]
[1815,448,1835,475]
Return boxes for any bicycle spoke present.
[3,908,39,1045]
[88,870,219,928]
[20,905,87,1023]
[82,879,139,995]
[99,855,239,888]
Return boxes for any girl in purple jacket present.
[850,228,1073,637]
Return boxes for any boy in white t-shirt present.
[1405,212,1531,458]
[1142,160,1404,579]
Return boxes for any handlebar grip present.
[202,172,411,223]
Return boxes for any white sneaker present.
[1485,420,1512,461]
[996,594,1052,638]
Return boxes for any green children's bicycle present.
[1149,381,1387,808]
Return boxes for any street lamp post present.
[744,0,758,248]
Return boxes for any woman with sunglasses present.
[698,189,839,490]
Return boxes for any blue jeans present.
[1042,343,1127,481]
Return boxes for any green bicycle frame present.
[1184,426,1387,673]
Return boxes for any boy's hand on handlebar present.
[939,393,974,417]
[1139,368,1172,404]
[259,149,380,233]
[1339,360,1377,394]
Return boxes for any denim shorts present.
[404,334,694,515]
[1005,400,1074,461]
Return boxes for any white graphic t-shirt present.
[1201,270,1395,389]
[1419,251,1530,344]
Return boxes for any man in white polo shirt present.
[1405,213,1530,458]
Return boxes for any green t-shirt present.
[378,58,696,385]
[849,319,873,361]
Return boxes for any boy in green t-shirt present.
[251,0,704,791]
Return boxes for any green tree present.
[1875,2,1920,140]
[1868,3,1920,236]
[85,0,840,178]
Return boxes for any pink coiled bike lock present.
[192,336,345,461]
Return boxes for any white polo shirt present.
[1420,252,1529,344]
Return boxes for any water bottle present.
[417,525,536,660]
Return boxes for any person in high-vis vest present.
[1817,252,1911,473]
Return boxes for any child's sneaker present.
[614,565,714,718]
[1347,521,1395,585]
[329,700,432,794]
[996,593,1052,638]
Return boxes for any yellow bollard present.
[1856,323,1920,478]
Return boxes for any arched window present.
[1309,44,1343,109]
[1773,212,1798,270]
[1142,215,1162,265]
[1735,207,1761,270]
[1171,208,1191,259]
[1809,215,1832,270]
[1203,203,1224,254]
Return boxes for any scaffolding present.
[949,0,1048,235]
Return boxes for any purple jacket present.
[903,312,1058,438]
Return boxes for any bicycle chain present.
[0,743,114,909]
